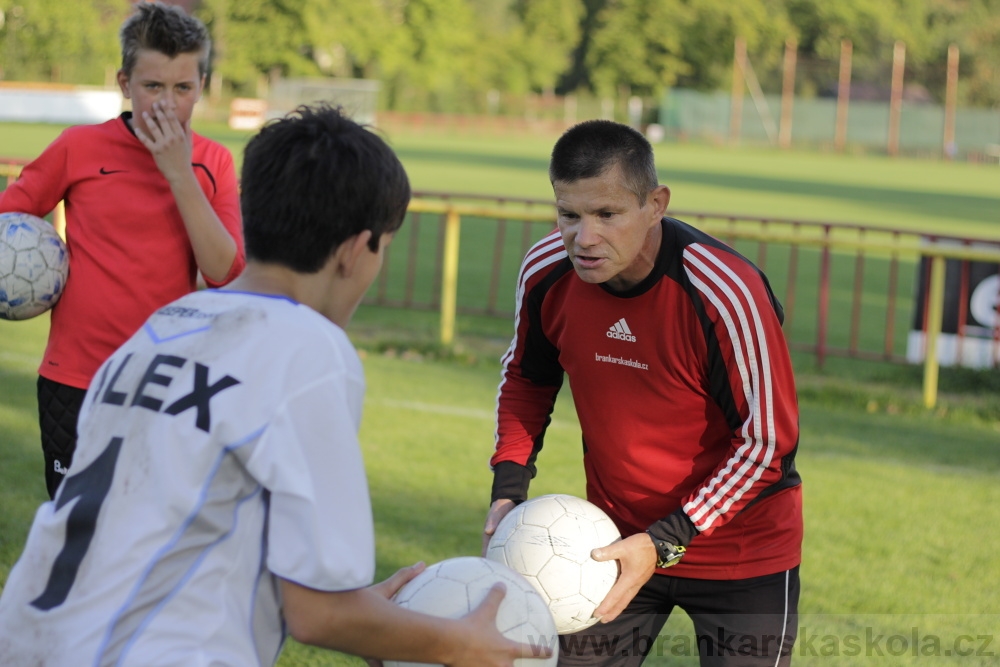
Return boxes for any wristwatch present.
[647,532,686,568]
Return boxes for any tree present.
[675,0,796,93]
[197,0,318,95]
[783,0,928,89]
[3,0,996,112]
[394,0,478,110]
[511,0,584,93]
[923,0,1000,106]
[301,0,411,80]
[957,0,1000,106]
[586,0,692,97]
[0,0,125,84]
[556,0,607,94]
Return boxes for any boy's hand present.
[454,583,554,667]
[134,101,194,185]
[363,566,552,667]
[363,563,427,666]
[370,562,427,601]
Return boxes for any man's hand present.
[134,101,194,184]
[590,532,658,623]
[481,498,516,556]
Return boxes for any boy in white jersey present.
[0,105,551,667]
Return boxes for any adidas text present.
[607,330,636,342]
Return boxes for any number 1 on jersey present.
[31,436,124,611]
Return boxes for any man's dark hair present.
[120,1,211,77]
[240,104,411,273]
[549,120,658,205]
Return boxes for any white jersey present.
[0,290,376,667]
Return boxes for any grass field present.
[1,117,999,665]
[1,315,998,666]
[2,118,998,238]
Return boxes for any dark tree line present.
[1,0,997,108]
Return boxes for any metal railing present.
[3,165,998,408]
[387,193,1000,409]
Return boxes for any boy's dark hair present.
[120,2,211,77]
[240,104,411,273]
[549,120,658,206]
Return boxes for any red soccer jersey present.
[0,114,244,389]
[492,218,802,579]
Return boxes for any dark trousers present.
[558,566,800,667]
[36,376,87,499]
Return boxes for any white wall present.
[0,87,123,124]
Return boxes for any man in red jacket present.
[484,120,802,666]
[0,2,245,498]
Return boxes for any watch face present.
[657,545,686,568]
[647,531,686,568]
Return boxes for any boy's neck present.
[225,262,351,328]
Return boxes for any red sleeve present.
[0,131,71,217]
[678,242,799,536]
[490,233,566,499]
[199,141,245,287]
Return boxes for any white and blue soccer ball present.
[487,494,622,634]
[386,556,558,667]
[0,212,69,321]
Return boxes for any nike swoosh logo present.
[99,167,127,175]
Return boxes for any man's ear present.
[648,184,671,219]
[336,230,374,278]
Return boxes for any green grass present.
[2,317,999,666]
[3,118,998,239]
[0,315,52,582]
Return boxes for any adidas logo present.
[606,317,636,342]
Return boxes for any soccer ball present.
[0,212,69,321]
[385,557,557,667]
[486,494,621,635]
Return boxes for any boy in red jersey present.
[483,120,802,666]
[0,2,245,498]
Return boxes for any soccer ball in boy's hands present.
[486,494,622,634]
[385,557,558,667]
[0,212,69,321]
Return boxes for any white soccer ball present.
[0,212,69,321]
[486,494,621,635]
[385,556,558,667]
